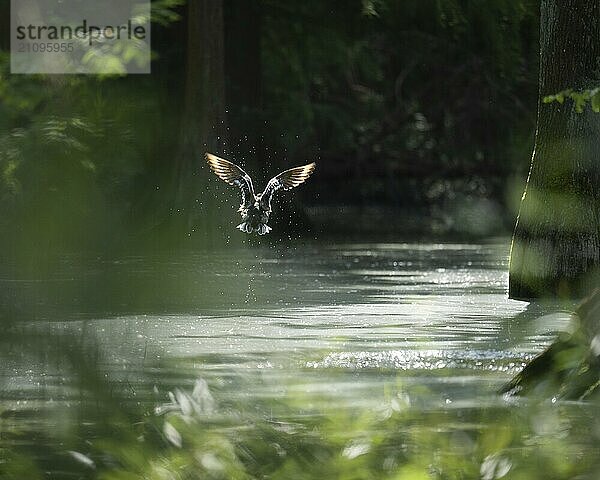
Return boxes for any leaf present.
[592,91,600,113]
[163,421,182,448]
[574,93,586,113]
[480,453,512,480]
[342,440,371,459]
[175,388,193,416]
[67,451,95,469]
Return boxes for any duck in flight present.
[206,153,316,235]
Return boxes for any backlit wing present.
[260,162,316,212]
[206,153,255,209]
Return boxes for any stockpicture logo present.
[15,20,148,46]
[11,0,151,74]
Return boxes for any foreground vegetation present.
[2,333,600,480]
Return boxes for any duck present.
[206,153,316,235]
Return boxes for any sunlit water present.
[1,240,583,472]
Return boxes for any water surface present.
[3,241,570,404]
[2,240,586,477]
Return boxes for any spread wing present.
[260,162,316,212]
[206,153,255,209]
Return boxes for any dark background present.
[0,0,540,254]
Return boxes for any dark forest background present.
[0,0,540,254]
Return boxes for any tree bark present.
[509,0,600,300]
[174,0,227,237]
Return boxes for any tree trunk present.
[174,0,227,238]
[224,0,263,172]
[509,0,600,300]
[0,0,9,51]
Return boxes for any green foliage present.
[4,366,600,480]
[503,292,600,400]
[0,71,150,251]
[151,0,185,25]
[544,87,600,113]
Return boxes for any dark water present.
[2,240,592,478]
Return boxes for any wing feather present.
[260,162,316,211]
[205,153,255,208]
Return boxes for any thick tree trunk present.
[174,0,227,236]
[509,0,600,300]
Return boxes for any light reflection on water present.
[1,240,572,413]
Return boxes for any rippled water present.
[2,240,572,416]
[7,240,599,478]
